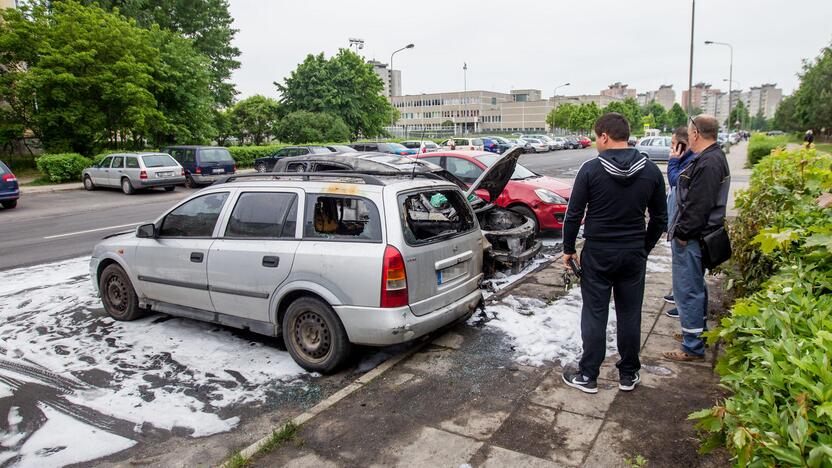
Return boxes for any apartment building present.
[637,85,676,110]
[601,82,637,100]
[368,60,402,99]
[742,84,782,119]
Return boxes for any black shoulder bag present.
[701,226,732,270]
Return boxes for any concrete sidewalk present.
[726,141,751,217]
[248,245,728,467]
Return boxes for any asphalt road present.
[0,147,598,271]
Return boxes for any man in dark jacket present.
[662,127,695,314]
[561,113,667,394]
[664,115,730,362]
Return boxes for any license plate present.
[157,171,173,177]
[437,261,468,285]
[212,168,225,174]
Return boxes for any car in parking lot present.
[520,138,550,153]
[484,136,513,154]
[162,146,237,188]
[564,136,582,149]
[635,136,672,161]
[415,150,573,233]
[577,136,592,148]
[90,171,484,373]
[0,160,19,209]
[349,142,416,156]
[439,138,484,151]
[83,153,185,195]
[253,146,336,173]
[509,138,533,153]
[401,140,440,153]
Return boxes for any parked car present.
[520,138,550,154]
[628,136,638,147]
[508,139,534,154]
[577,136,592,148]
[83,153,185,195]
[481,138,502,154]
[564,137,582,149]
[728,133,741,144]
[329,145,357,153]
[0,160,19,209]
[349,142,416,156]
[401,140,440,153]
[253,146,336,173]
[523,134,557,151]
[416,150,573,233]
[439,138,484,151]
[274,150,541,274]
[766,130,785,136]
[90,171,485,373]
[635,136,672,162]
[161,146,237,188]
[483,136,512,154]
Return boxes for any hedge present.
[747,133,787,166]
[691,148,832,466]
[35,153,92,183]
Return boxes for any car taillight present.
[195,167,202,174]
[399,151,408,155]
[139,170,147,179]
[181,168,185,176]
[380,245,408,308]
[1,173,16,182]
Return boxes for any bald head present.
[688,114,719,152]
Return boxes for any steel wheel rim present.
[105,275,128,313]
[292,311,331,363]
[84,177,92,189]
[122,180,130,192]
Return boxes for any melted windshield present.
[476,154,538,180]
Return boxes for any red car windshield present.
[475,154,538,180]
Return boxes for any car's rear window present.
[304,195,381,242]
[200,148,234,163]
[142,154,177,167]
[398,189,476,245]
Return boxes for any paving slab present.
[528,370,616,419]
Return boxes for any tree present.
[230,95,281,145]
[547,103,576,131]
[642,101,666,129]
[275,111,350,144]
[213,108,233,145]
[750,110,769,131]
[726,100,750,130]
[276,49,396,140]
[87,0,241,106]
[793,42,832,133]
[569,102,601,134]
[666,103,688,129]
[602,98,642,132]
[772,94,799,132]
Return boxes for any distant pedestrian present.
[662,127,695,315]
[664,115,731,362]
[561,112,667,394]
[805,130,814,149]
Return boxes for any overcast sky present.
[228,0,831,102]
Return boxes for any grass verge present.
[224,422,299,468]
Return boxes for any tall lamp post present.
[687,0,695,114]
[723,78,743,129]
[348,38,364,54]
[389,44,414,136]
[551,83,570,132]
[705,40,733,130]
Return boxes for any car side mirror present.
[136,223,156,238]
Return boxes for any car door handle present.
[190,252,204,263]
[262,256,279,268]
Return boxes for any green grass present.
[814,142,832,153]
[257,422,298,455]
[225,451,249,468]
[21,176,65,186]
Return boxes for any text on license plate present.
[212,168,225,174]
[157,171,173,177]
[437,261,468,285]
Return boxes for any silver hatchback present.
[83,153,186,194]
[89,172,484,372]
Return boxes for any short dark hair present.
[672,127,689,144]
[594,113,629,141]
[692,115,718,140]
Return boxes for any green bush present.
[226,145,285,167]
[35,153,92,183]
[747,133,787,166]
[692,148,832,466]
[276,111,350,144]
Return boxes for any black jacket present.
[669,143,730,241]
[563,148,667,254]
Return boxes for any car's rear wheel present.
[164,186,175,192]
[1,200,17,209]
[255,162,267,173]
[83,175,95,191]
[510,204,539,236]
[99,264,143,321]
[121,178,135,195]
[283,297,352,373]
[185,174,196,189]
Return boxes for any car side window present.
[304,195,381,242]
[111,156,124,168]
[183,150,196,165]
[99,156,113,168]
[297,148,310,155]
[159,192,229,238]
[652,139,666,147]
[422,156,443,167]
[640,138,651,146]
[225,192,298,239]
[126,157,140,169]
[472,138,483,146]
[445,157,484,184]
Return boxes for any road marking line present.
[43,223,143,240]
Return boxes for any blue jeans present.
[671,238,707,356]
[666,188,677,232]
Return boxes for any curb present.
[20,183,84,194]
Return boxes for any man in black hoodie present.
[561,113,667,394]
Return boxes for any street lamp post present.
[551,83,570,132]
[348,38,364,54]
[553,82,570,97]
[706,40,733,130]
[723,78,743,129]
[388,44,414,136]
[687,0,695,114]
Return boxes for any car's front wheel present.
[99,264,143,321]
[83,175,95,191]
[283,297,352,373]
[121,178,135,195]
[255,162,267,173]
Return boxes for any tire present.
[1,200,17,209]
[121,178,135,195]
[185,174,196,189]
[255,162,267,173]
[99,264,143,321]
[83,175,95,191]
[164,186,175,192]
[282,296,352,373]
[510,204,539,236]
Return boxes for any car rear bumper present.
[0,189,20,201]
[191,173,232,184]
[137,176,186,188]
[334,281,483,346]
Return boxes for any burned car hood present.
[465,147,523,202]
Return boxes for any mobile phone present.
[676,142,687,153]
[568,258,582,277]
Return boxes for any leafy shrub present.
[35,153,92,183]
[225,145,285,167]
[276,111,350,144]
[747,133,787,166]
[692,148,832,466]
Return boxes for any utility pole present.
[463,63,468,134]
[706,41,733,129]
[687,0,695,114]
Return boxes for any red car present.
[577,136,592,148]
[416,151,572,232]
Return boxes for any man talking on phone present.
[561,113,667,394]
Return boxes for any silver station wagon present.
[83,152,186,194]
[90,172,484,372]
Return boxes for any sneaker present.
[562,370,598,394]
[619,372,641,391]
[663,294,675,304]
[665,308,679,318]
